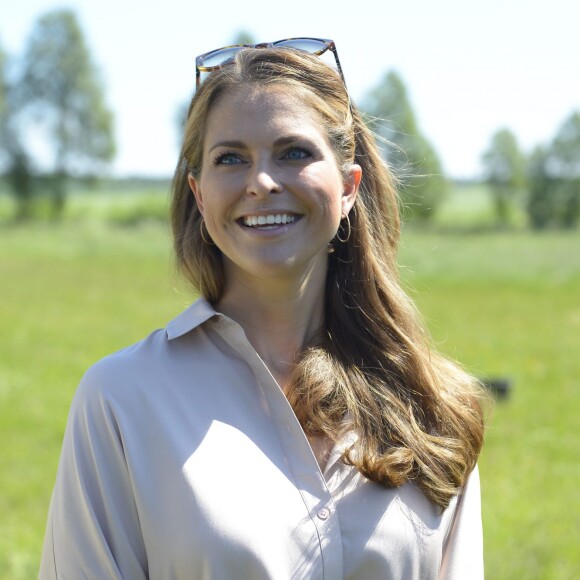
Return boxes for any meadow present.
[0,183,579,578]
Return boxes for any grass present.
[0,185,579,578]
[398,231,580,579]
[0,216,187,577]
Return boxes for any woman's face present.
[188,85,360,288]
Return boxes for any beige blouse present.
[40,298,483,579]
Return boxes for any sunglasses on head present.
[195,37,346,89]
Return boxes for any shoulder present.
[72,298,220,411]
[87,328,169,378]
[71,328,170,410]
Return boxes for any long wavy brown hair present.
[171,48,486,509]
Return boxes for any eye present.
[282,147,312,161]
[213,152,243,166]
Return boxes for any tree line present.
[368,77,580,230]
[482,114,580,229]
[1,15,578,230]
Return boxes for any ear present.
[341,164,361,216]
[188,173,204,215]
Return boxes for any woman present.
[40,39,485,579]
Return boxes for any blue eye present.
[214,152,242,165]
[283,148,311,160]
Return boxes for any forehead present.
[204,84,328,145]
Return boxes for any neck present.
[216,262,327,389]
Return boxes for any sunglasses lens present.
[195,38,344,89]
[199,46,246,70]
[273,38,328,56]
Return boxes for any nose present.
[245,159,282,198]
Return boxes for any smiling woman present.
[40,42,486,580]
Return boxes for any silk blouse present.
[40,297,484,579]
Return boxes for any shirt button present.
[317,508,330,520]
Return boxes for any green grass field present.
[1,185,579,578]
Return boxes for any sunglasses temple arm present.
[331,45,348,91]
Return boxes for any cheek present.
[197,176,231,218]
[307,190,344,240]
[320,191,343,218]
[202,201,229,233]
[299,168,344,209]
[317,180,347,219]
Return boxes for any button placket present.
[217,319,344,579]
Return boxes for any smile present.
[241,214,299,228]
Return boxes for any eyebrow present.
[274,135,314,147]
[207,140,246,154]
[207,135,318,154]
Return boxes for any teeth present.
[243,214,296,227]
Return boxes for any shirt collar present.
[165,296,218,340]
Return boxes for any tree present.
[525,111,580,229]
[526,146,555,229]
[0,40,9,169]
[0,41,6,119]
[363,71,447,220]
[0,40,36,219]
[18,9,115,217]
[550,111,580,228]
[482,128,525,225]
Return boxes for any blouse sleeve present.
[438,465,484,580]
[39,368,148,579]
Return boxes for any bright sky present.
[2,0,579,179]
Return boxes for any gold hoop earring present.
[336,213,351,243]
[200,218,214,245]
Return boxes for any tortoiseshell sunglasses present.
[195,37,346,89]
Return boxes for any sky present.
[2,0,579,179]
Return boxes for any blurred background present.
[1,1,578,578]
